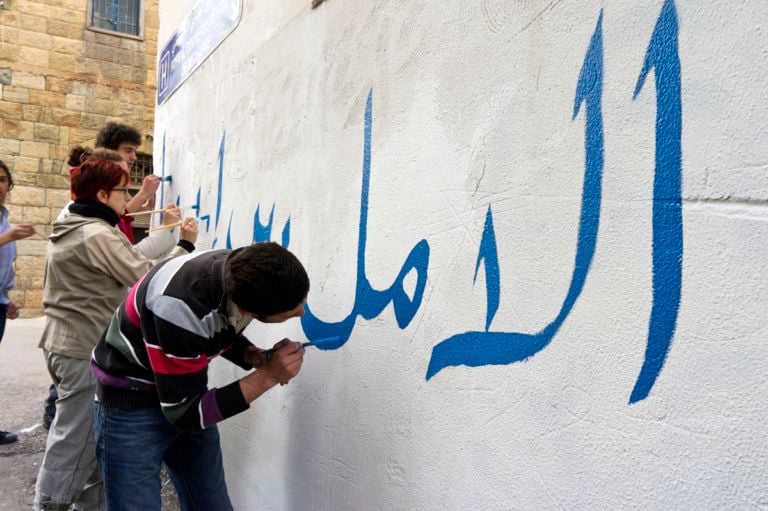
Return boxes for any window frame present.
[86,0,145,40]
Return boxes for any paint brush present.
[263,335,344,358]
[126,209,165,217]
[145,221,182,233]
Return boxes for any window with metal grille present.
[89,0,142,37]
[130,152,153,187]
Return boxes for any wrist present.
[239,369,280,403]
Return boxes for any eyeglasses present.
[110,188,131,195]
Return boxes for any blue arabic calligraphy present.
[162,0,682,404]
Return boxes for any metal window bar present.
[91,0,140,36]
[130,152,153,187]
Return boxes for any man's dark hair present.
[0,160,13,189]
[224,242,310,316]
[95,122,142,150]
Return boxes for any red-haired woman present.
[34,158,198,511]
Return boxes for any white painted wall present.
[155,1,768,509]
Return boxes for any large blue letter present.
[301,90,430,348]
[426,12,605,380]
[629,0,683,403]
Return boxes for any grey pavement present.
[0,317,180,510]
[0,316,49,510]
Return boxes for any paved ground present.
[0,317,180,510]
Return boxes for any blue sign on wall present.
[157,0,243,105]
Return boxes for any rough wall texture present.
[0,0,158,315]
[156,0,767,509]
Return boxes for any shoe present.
[43,412,54,430]
[0,431,17,444]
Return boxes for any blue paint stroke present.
[426,12,605,380]
[301,90,430,349]
[253,204,275,242]
[629,0,682,403]
[476,206,500,332]
[191,188,201,218]
[199,214,210,232]
[281,217,290,248]
[216,132,225,228]
[225,213,234,249]
[160,131,167,213]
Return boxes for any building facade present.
[0,0,158,316]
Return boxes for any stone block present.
[80,113,108,130]
[92,83,116,100]
[0,43,19,62]
[47,19,83,40]
[64,93,86,111]
[120,38,142,52]
[69,127,96,145]
[12,156,39,173]
[18,29,52,50]
[48,53,78,74]
[0,138,21,156]
[58,126,71,147]
[19,141,50,159]
[38,158,64,174]
[11,71,45,90]
[10,185,45,206]
[22,289,44,313]
[0,68,11,85]
[71,81,93,97]
[3,119,34,140]
[28,90,66,108]
[48,107,81,127]
[0,101,23,119]
[34,123,60,143]
[22,205,52,224]
[2,85,30,104]
[100,62,124,81]
[51,35,81,55]
[0,9,19,25]
[22,104,45,122]
[18,13,47,33]
[15,238,47,257]
[62,0,85,11]
[48,6,81,25]
[45,76,74,94]
[116,102,141,119]
[88,30,124,48]
[18,46,50,68]
[14,256,45,280]
[45,186,71,207]
[129,66,146,84]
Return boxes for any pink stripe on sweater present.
[125,274,146,328]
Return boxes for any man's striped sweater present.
[91,249,256,431]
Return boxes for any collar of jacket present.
[69,200,121,227]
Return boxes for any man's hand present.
[9,224,35,241]
[239,339,304,403]
[243,345,269,369]
[6,302,19,320]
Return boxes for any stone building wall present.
[0,0,158,316]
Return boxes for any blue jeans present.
[0,303,7,343]
[93,402,233,511]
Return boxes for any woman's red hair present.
[71,158,129,202]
